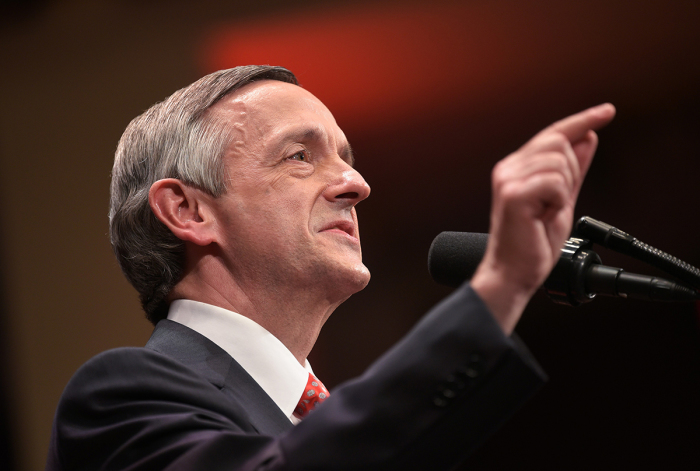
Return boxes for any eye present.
[288,150,308,162]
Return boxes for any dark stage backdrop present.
[1,1,699,470]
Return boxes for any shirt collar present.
[167,299,311,422]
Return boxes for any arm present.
[47,286,544,471]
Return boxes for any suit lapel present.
[220,356,295,436]
[146,319,294,436]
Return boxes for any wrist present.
[470,264,536,335]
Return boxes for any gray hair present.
[109,65,298,324]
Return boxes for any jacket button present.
[462,353,483,378]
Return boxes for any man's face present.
[207,80,371,301]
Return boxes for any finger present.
[571,129,599,198]
[571,129,599,175]
[519,132,581,186]
[499,171,570,221]
[539,103,615,145]
[493,151,576,194]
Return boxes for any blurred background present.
[1,0,699,469]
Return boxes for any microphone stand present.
[574,216,700,289]
[543,235,699,307]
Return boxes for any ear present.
[149,178,215,246]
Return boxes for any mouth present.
[319,220,357,240]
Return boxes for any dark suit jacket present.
[46,284,546,470]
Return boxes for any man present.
[46,65,615,470]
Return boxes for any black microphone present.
[428,232,700,306]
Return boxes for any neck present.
[170,255,349,365]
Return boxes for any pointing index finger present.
[544,103,616,144]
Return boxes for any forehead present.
[209,80,343,143]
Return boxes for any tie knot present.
[293,372,329,419]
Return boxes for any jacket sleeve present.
[46,284,546,471]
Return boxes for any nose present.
[324,161,371,207]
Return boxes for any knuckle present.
[553,152,572,172]
[544,132,569,149]
[539,171,568,190]
[499,181,523,202]
[491,160,509,185]
[550,172,570,191]
[550,131,569,145]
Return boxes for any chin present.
[326,262,371,297]
[350,264,371,290]
[345,263,372,293]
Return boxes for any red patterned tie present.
[293,372,330,419]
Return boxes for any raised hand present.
[471,103,616,334]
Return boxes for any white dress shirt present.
[167,299,313,424]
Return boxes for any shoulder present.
[49,347,263,470]
[61,346,218,400]
[56,346,248,425]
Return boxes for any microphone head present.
[428,232,489,287]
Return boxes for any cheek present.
[277,195,306,215]
[222,172,319,238]
[269,180,315,215]
[248,189,311,238]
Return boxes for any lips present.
[319,220,356,239]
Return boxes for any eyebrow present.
[283,126,355,167]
